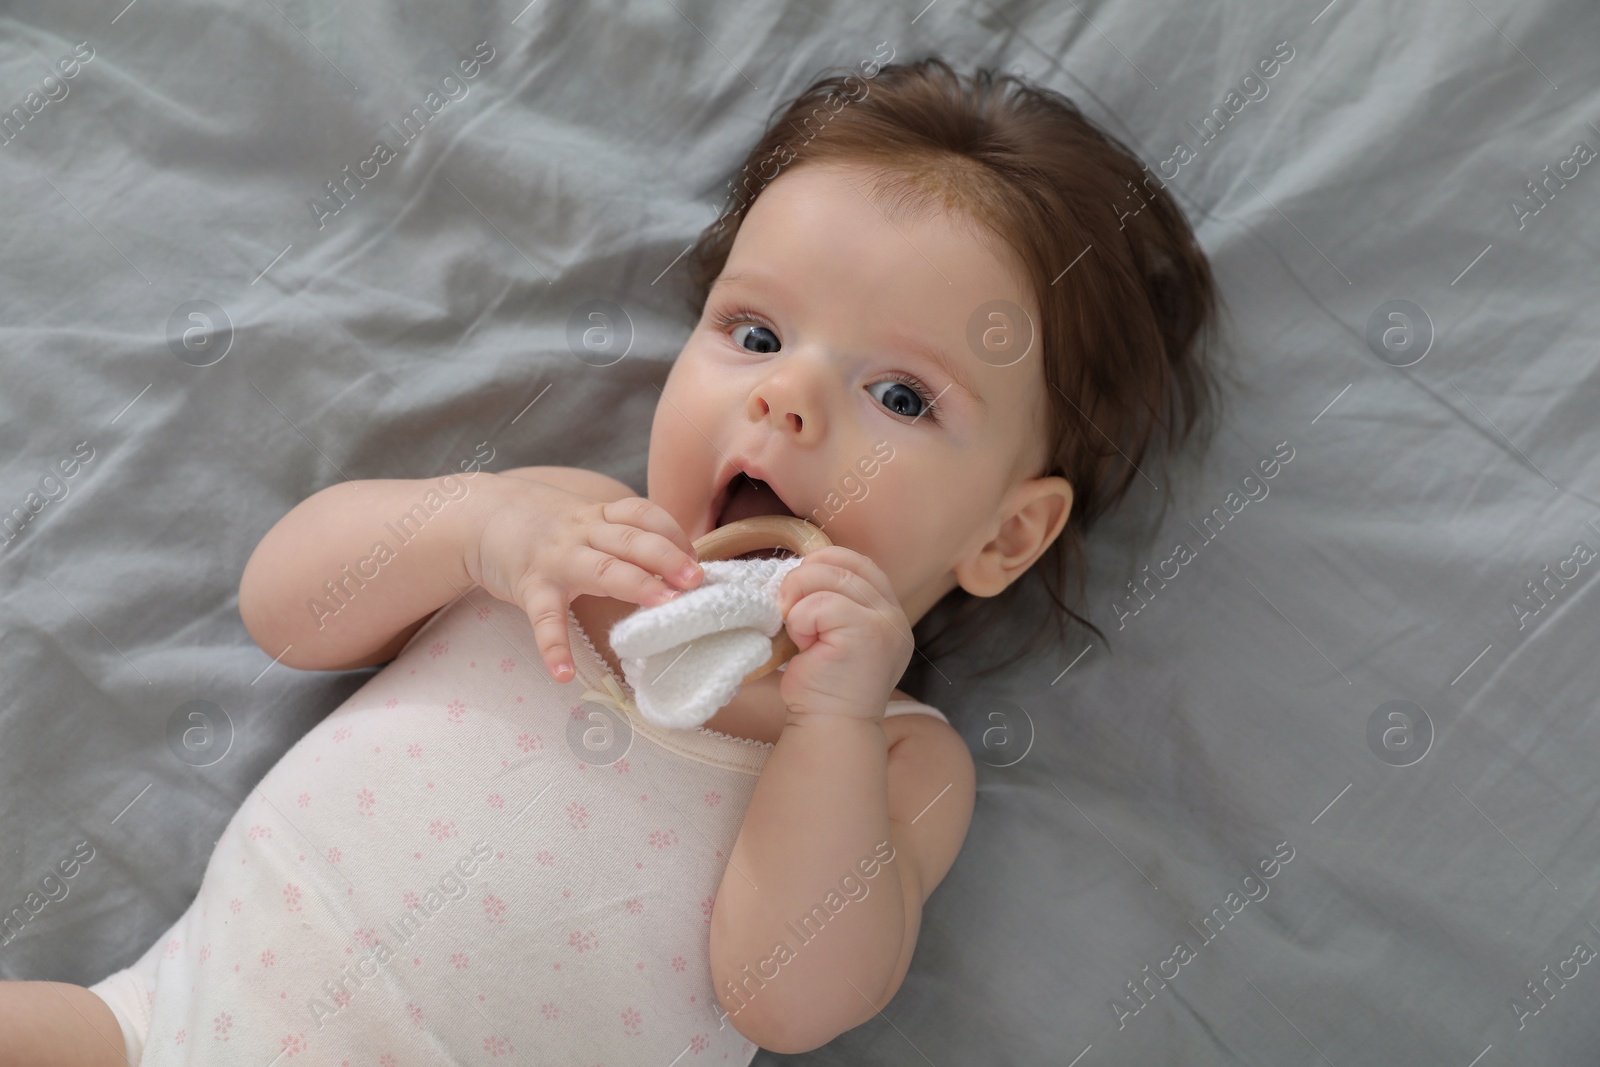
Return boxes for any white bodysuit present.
[89,590,947,1065]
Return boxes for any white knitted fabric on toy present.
[607,556,803,729]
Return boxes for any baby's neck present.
[568,593,791,745]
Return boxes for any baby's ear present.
[953,475,1073,598]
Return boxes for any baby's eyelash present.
[877,371,943,425]
[708,305,943,426]
[709,305,769,332]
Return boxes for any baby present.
[0,56,1219,1065]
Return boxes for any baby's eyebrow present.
[710,270,758,294]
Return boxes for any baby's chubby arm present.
[708,546,978,1054]
[238,466,703,674]
[712,712,976,1054]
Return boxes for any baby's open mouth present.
[717,476,798,526]
[705,472,807,558]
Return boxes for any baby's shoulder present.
[498,465,638,502]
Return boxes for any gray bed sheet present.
[3,0,1599,1063]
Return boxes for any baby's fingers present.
[598,498,702,579]
[521,585,578,682]
[574,545,686,608]
[588,520,702,597]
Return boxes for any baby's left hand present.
[774,546,914,722]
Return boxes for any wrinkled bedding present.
[3,0,1599,1062]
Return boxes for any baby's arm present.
[709,713,976,1053]
[239,466,699,674]
[239,474,497,670]
[0,980,128,1067]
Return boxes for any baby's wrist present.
[782,705,886,730]
[453,471,511,585]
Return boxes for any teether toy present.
[606,515,831,729]
[690,515,832,684]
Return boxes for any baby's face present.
[649,160,1053,626]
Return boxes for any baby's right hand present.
[466,474,703,682]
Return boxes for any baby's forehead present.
[759,161,1014,252]
[734,170,1036,314]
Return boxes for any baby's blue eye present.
[867,379,928,419]
[732,323,780,354]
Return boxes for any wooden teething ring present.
[690,515,832,684]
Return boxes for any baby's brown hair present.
[683,56,1224,677]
